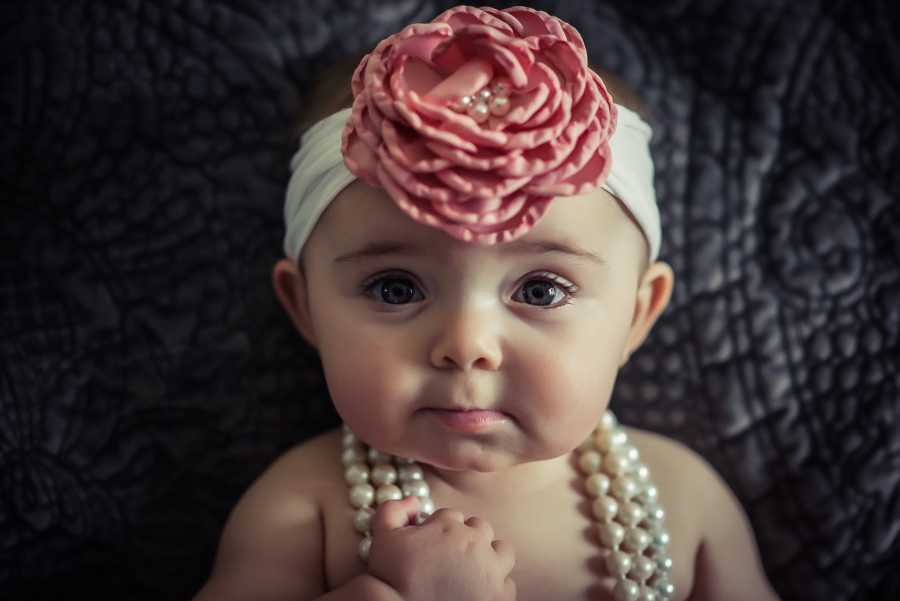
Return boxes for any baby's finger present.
[499,576,517,601]
[425,507,466,525]
[464,515,495,539]
[492,539,516,574]
[370,496,421,536]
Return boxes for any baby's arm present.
[685,453,781,601]
[191,445,402,601]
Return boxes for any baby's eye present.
[364,274,425,305]
[512,273,577,308]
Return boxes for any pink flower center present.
[449,77,513,123]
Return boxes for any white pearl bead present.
[595,521,625,548]
[584,473,611,497]
[367,448,391,464]
[639,485,659,505]
[395,456,417,466]
[653,529,671,548]
[638,586,658,601]
[605,550,633,577]
[595,428,627,452]
[616,501,644,528]
[354,507,375,534]
[611,476,638,501]
[600,411,617,430]
[402,480,430,498]
[478,88,492,100]
[613,579,640,601]
[419,496,435,515]
[634,464,651,482]
[342,446,365,467]
[591,495,618,522]
[489,95,510,116]
[358,535,372,561]
[375,484,402,505]
[344,463,370,486]
[349,484,375,508]
[467,102,489,123]
[398,464,424,481]
[578,450,603,474]
[342,432,357,447]
[624,444,641,463]
[656,555,673,573]
[371,463,397,486]
[628,555,656,582]
[649,574,675,599]
[622,527,651,553]
[603,450,631,476]
[491,78,510,96]
[643,505,665,526]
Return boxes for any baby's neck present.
[421,451,576,503]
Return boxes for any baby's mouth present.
[424,407,511,432]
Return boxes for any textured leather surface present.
[1,1,898,600]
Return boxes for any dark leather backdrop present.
[2,1,898,600]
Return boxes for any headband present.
[284,5,661,262]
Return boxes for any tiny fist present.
[372,496,421,533]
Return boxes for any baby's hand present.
[367,496,516,601]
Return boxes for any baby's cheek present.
[523,335,622,446]
[320,340,416,423]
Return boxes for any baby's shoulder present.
[625,427,778,600]
[624,426,731,522]
[192,427,345,601]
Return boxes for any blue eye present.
[364,275,424,305]
[513,273,578,308]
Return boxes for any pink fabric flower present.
[341,5,617,244]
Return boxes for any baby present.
[194,6,779,601]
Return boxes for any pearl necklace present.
[341,410,675,601]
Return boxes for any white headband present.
[284,104,660,262]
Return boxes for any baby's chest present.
[322,492,635,601]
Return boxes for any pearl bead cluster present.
[576,412,675,601]
[341,410,673,601]
[341,425,436,562]
[449,77,512,123]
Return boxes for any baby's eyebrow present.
[333,239,604,265]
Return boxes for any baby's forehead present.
[312,179,640,262]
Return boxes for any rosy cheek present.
[321,339,409,417]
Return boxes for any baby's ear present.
[272,258,318,348]
[620,261,674,365]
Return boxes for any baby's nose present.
[427,304,503,371]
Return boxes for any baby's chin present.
[409,437,577,475]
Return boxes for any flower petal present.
[525,139,612,196]
[425,139,520,171]
[501,114,599,179]
[435,166,530,199]
[382,120,451,173]
[430,191,528,225]
[525,117,602,188]
[506,92,572,150]
[378,144,454,202]
[433,5,516,35]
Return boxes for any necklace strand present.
[341,410,674,601]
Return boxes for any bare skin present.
[193,424,778,601]
[193,181,779,601]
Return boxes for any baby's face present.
[298,180,649,470]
